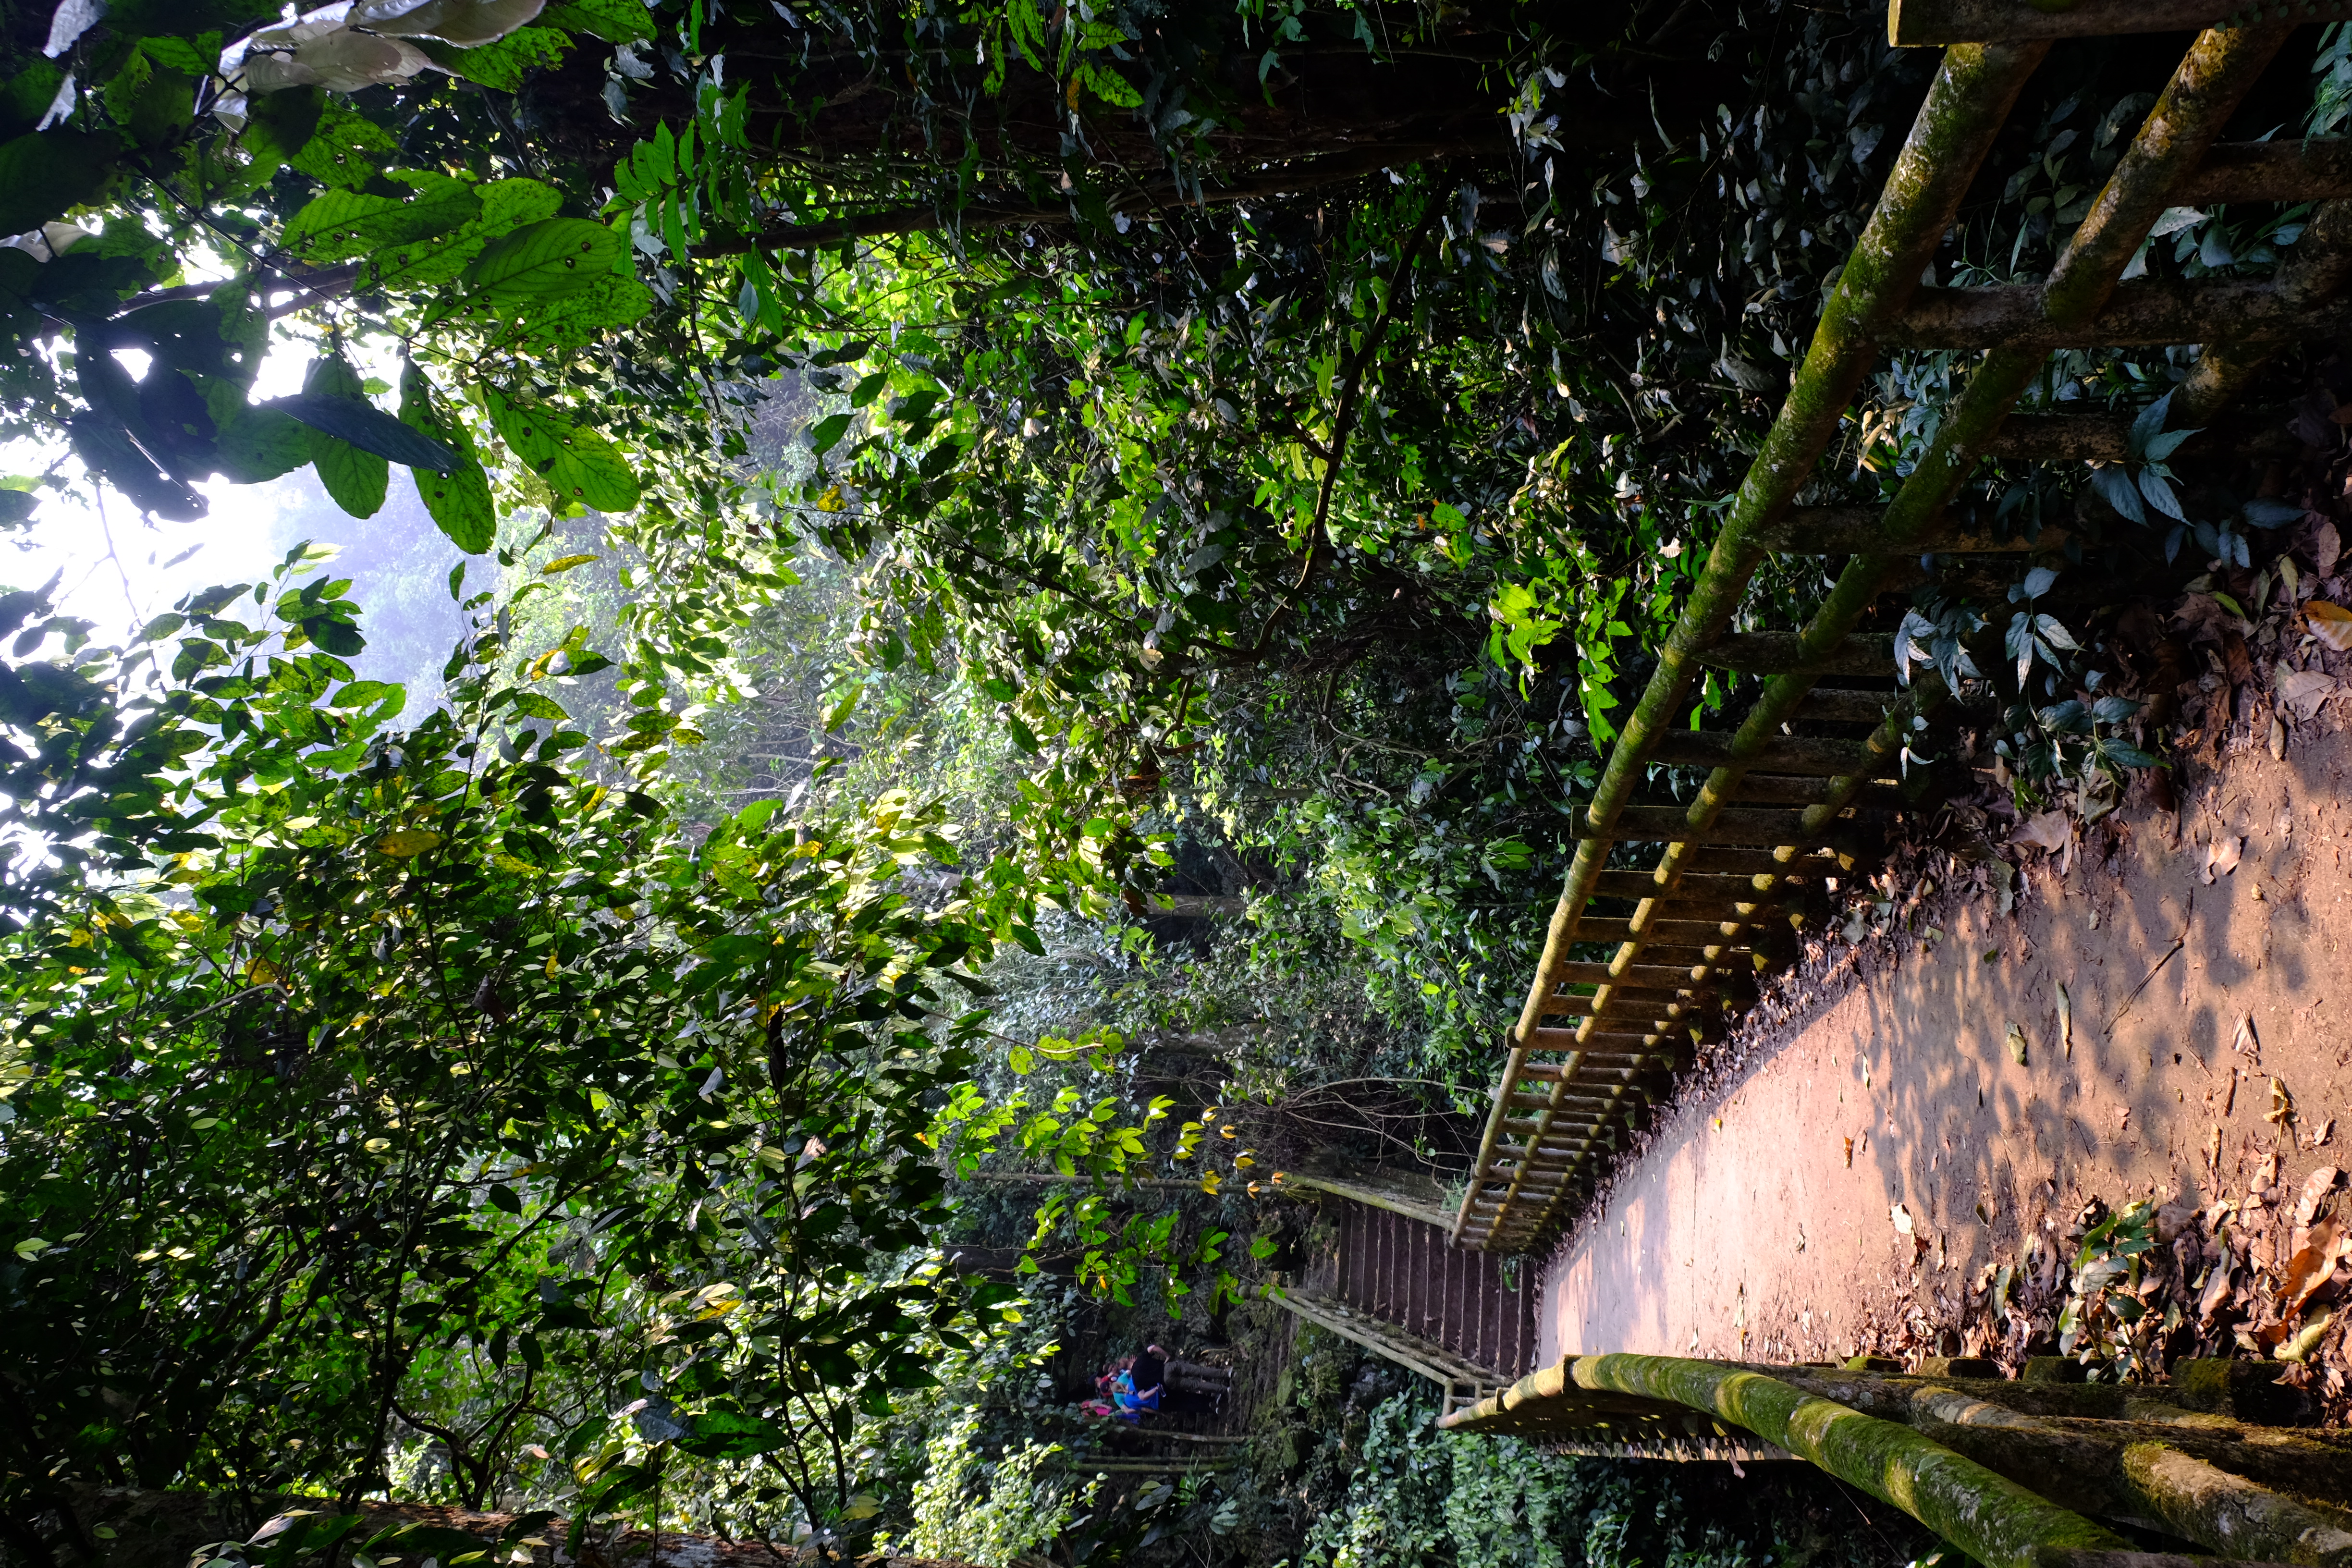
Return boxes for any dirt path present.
[1537,722,2352,1379]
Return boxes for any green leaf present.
[203,389,311,484]
[296,356,389,519]
[509,691,568,721]
[399,363,496,553]
[462,218,625,300]
[480,270,652,353]
[367,178,561,292]
[0,62,66,142]
[137,35,222,76]
[545,425,639,513]
[288,102,401,190]
[301,613,366,656]
[272,386,459,473]
[486,392,639,512]
[334,679,401,708]
[438,25,570,92]
[540,0,651,40]
[809,412,853,456]
[283,174,483,264]
[1081,59,1142,108]
[0,131,120,236]
[239,85,325,169]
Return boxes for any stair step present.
[1697,632,1895,677]
[1883,278,2349,353]
[1645,730,1886,775]
[1790,686,1905,725]
[1551,961,1707,988]
[1752,505,2066,558]
[1571,804,1861,847]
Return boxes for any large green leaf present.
[439,25,570,92]
[546,424,640,513]
[288,102,400,190]
[398,362,495,553]
[238,84,325,169]
[283,174,483,264]
[271,383,460,472]
[461,217,624,300]
[0,131,119,236]
[541,0,651,40]
[0,62,65,141]
[488,391,641,514]
[295,358,388,519]
[366,178,560,293]
[204,394,310,484]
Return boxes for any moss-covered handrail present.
[1456,1355,2135,1568]
[1442,1355,2352,1568]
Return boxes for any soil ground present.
[1537,714,2352,1387]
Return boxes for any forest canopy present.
[0,0,2322,1560]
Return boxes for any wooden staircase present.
[1268,1193,1536,1414]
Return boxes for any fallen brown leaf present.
[2294,1166,2344,1230]
[2308,1118,2336,1151]
[2056,982,2072,1059]
[2007,1023,2029,1066]
[2233,1013,2261,1064]
[2205,835,2246,883]
[2252,1151,2284,1202]
[2280,1219,2348,1315]
[2315,520,2343,579]
[2278,668,2336,722]
[2013,811,2070,853]
[2199,1261,2236,1325]
[1892,1203,1916,1237]
[1844,1136,1855,1168]
[2308,600,2352,652]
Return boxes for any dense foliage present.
[0,565,1076,1559]
[5,0,2348,1560]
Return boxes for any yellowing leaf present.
[375,827,445,857]
[2306,600,2352,651]
[2006,1022,2029,1066]
[2277,1307,2335,1362]
[841,1494,882,1521]
[540,552,600,575]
